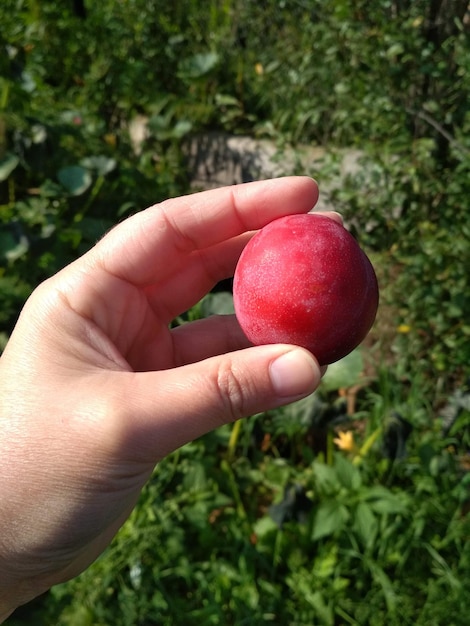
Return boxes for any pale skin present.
[0,177,337,620]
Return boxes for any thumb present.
[120,345,321,461]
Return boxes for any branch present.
[405,107,470,157]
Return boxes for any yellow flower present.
[104,133,117,148]
[397,324,411,334]
[333,430,355,452]
[255,62,264,76]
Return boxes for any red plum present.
[233,213,379,365]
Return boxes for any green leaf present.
[148,115,193,140]
[305,590,333,624]
[312,500,349,541]
[353,501,378,549]
[81,156,117,176]
[334,453,362,490]
[178,52,219,79]
[312,461,340,495]
[0,225,29,261]
[57,166,92,196]
[252,515,278,540]
[365,486,410,515]
[368,561,397,614]
[321,349,364,392]
[117,201,138,218]
[313,544,339,579]
[215,93,241,107]
[200,292,234,317]
[39,179,65,198]
[182,460,207,491]
[0,153,19,181]
[77,217,114,243]
[172,119,193,138]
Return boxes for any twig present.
[405,106,470,157]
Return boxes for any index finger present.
[91,177,319,286]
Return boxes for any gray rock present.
[128,116,363,212]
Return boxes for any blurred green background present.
[2,1,469,624]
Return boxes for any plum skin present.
[233,213,379,366]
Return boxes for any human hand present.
[0,177,325,618]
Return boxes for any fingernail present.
[269,349,320,399]
[324,211,343,225]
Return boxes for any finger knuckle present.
[215,360,253,423]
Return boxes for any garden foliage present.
[2,1,469,624]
